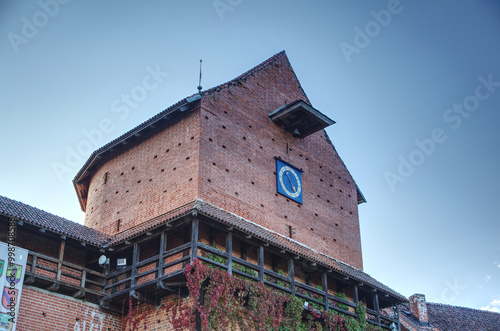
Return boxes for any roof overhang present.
[269,100,335,138]
[73,95,201,212]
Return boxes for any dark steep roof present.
[0,195,110,246]
[427,302,500,331]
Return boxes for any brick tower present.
[73,51,365,269]
[0,51,404,330]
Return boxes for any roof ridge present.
[199,51,287,97]
[428,301,500,314]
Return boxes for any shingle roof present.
[0,194,405,301]
[427,302,500,331]
[0,195,110,246]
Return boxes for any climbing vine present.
[122,259,386,331]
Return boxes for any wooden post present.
[226,232,233,276]
[31,255,37,274]
[158,231,166,278]
[258,246,264,281]
[288,258,295,294]
[396,304,401,331]
[56,239,66,281]
[131,243,140,288]
[373,293,381,327]
[80,270,87,288]
[353,285,359,304]
[322,272,329,311]
[103,262,109,295]
[191,218,199,262]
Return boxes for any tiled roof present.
[0,195,110,246]
[0,194,405,301]
[109,201,197,245]
[194,200,406,302]
[109,198,406,302]
[427,302,500,331]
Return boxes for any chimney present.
[409,293,428,323]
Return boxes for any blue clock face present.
[276,159,303,204]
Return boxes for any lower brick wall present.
[16,286,122,331]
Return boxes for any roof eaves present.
[0,195,111,246]
[192,199,406,302]
[72,95,201,211]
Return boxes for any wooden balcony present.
[97,215,401,330]
[25,250,105,301]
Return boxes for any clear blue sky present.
[2,0,499,312]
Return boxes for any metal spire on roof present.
[197,59,202,93]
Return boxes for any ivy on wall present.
[122,259,385,331]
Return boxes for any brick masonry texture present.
[198,52,363,269]
[80,52,363,269]
[84,112,201,235]
[16,286,121,331]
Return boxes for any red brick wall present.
[82,53,363,269]
[84,112,201,235]
[16,286,121,331]
[197,55,363,269]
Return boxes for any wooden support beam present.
[353,285,359,304]
[80,270,87,289]
[258,246,264,281]
[396,304,401,331]
[130,289,139,299]
[73,290,85,299]
[131,243,140,288]
[24,276,35,284]
[373,293,381,327]
[322,272,328,311]
[30,255,37,274]
[47,282,60,292]
[226,232,233,276]
[288,258,295,294]
[191,218,199,262]
[158,231,166,278]
[56,239,66,281]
